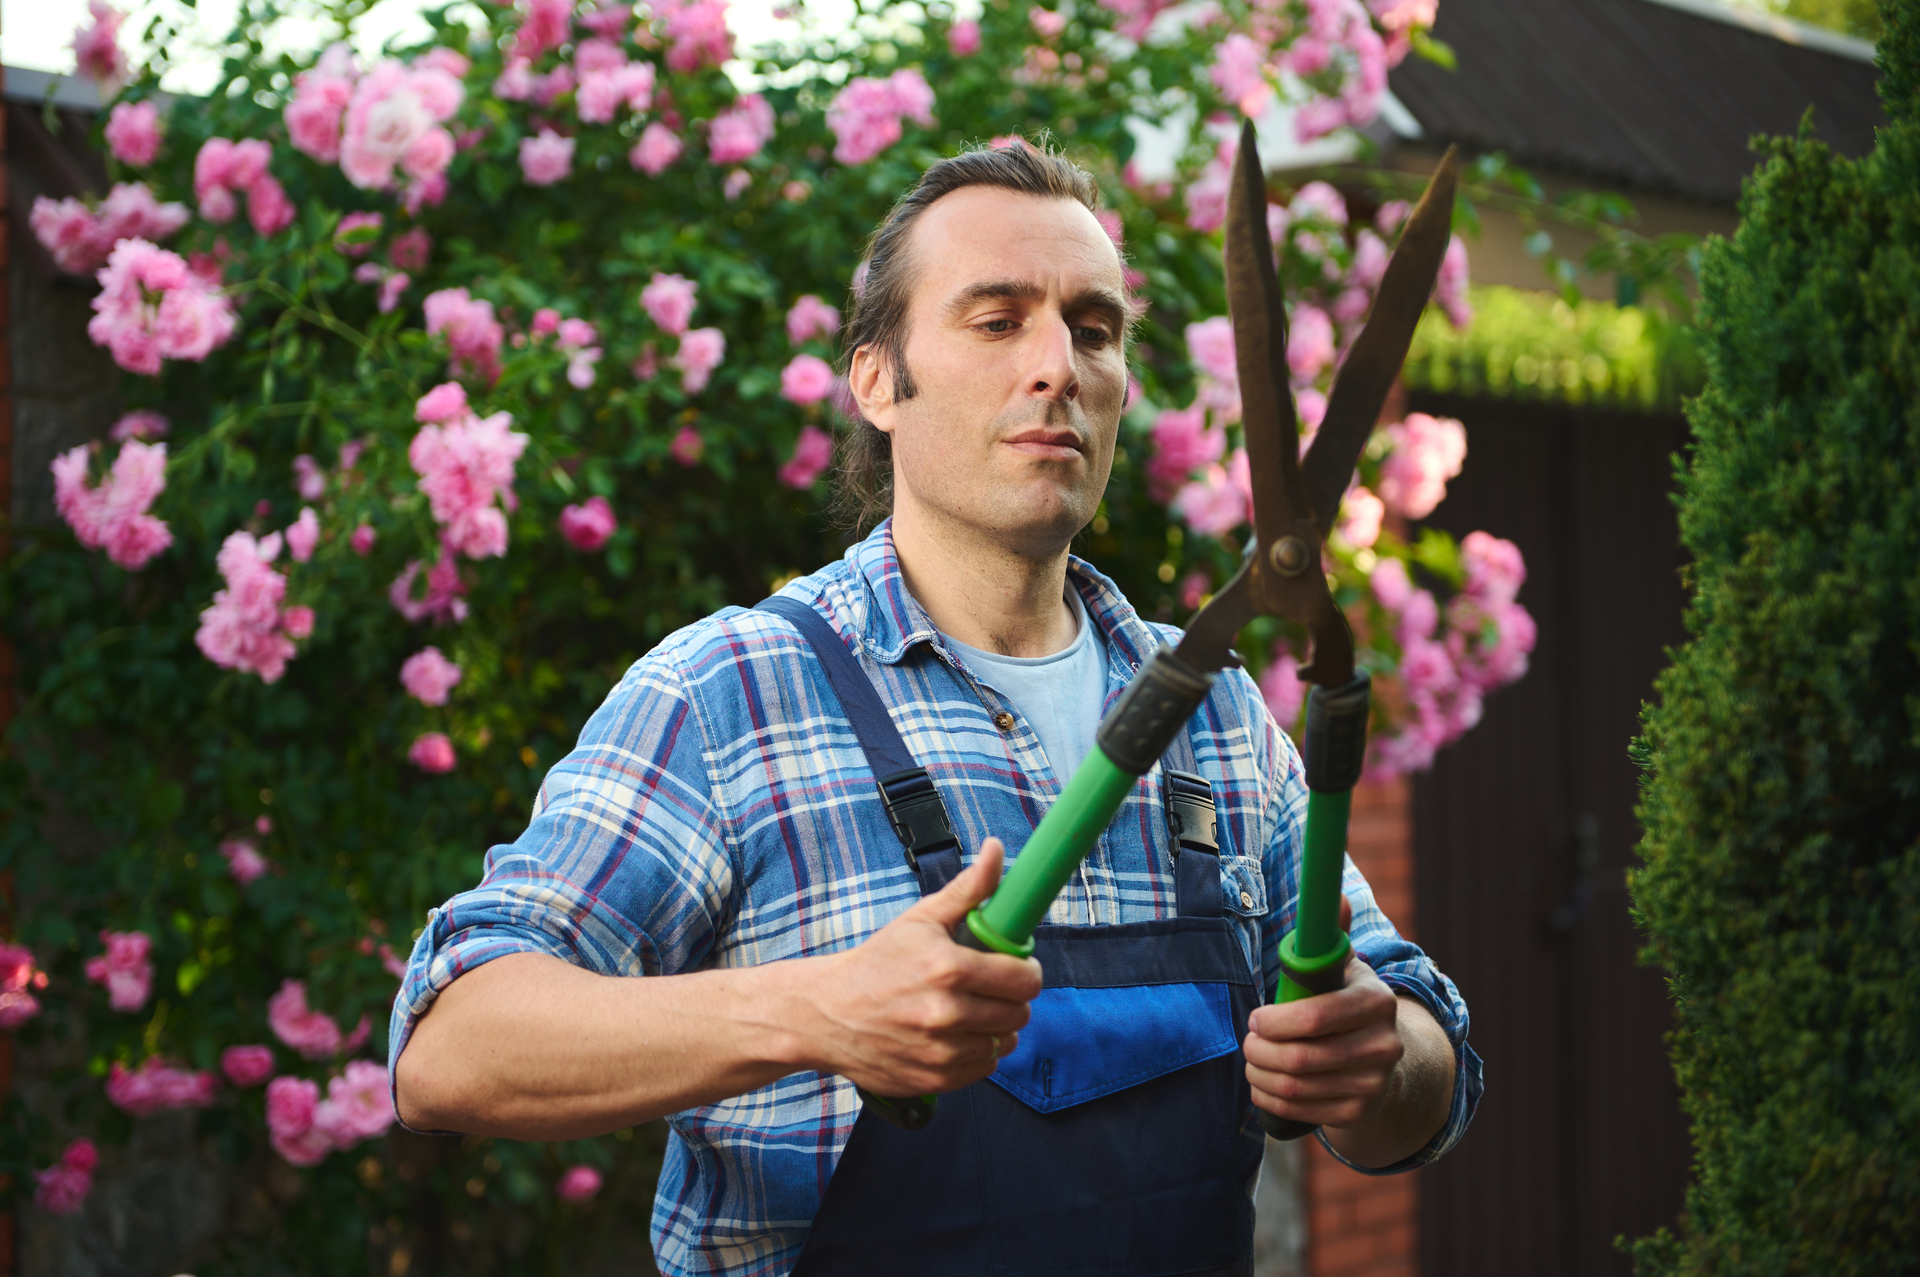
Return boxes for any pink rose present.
[71,0,128,88]
[1259,650,1304,730]
[557,1165,604,1202]
[218,836,270,884]
[708,93,775,164]
[1183,141,1234,233]
[399,646,464,705]
[195,530,308,682]
[1145,405,1224,500]
[389,555,469,625]
[221,1045,275,1087]
[1208,34,1270,117]
[1461,530,1525,604]
[269,980,346,1058]
[415,381,469,423]
[83,929,153,1012]
[87,238,237,374]
[423,287,504,383]
[948,19,981,55]
[785,295,840,346]
[558,496,617,551]
[629,123,684,175]
[672,327,726,393]
[0,944,46,1031]
[1435,234,1472,328]
[390,227,433,272]
[1376,412,1466,519]
[519,129,576,185]
[408,410,530,559]
[777,425,834,489]
[670,426,704,466]
[267,1075,331,1165]
[285,508,320,563]
[825,71,934,165]
[350,524,377,556]
[1337,486,1384,550]
[1030,5,1068,36]
[105,1057,218,1116]
[319,1059,395,1144]
[33,1140,97,1215]
[1184,315,1238,386]
[779,354,835,406]
[1172,465,1247,538]
[105,100,163,165]
[1286,305,1335,380]
[664,0,732,72]
[513,0,574,59]
[51,439,173,570]
[641,272,698,336]
[286,66,355,162]
[409,732,458,773]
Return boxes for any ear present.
[848,344,897,435]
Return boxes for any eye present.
[1073,325,1113,346]
[979,318,1016,334]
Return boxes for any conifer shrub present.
[1630,5,1920,1272]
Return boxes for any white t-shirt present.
[946,586,1108,785]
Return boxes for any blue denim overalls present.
[760,597,1264,1276]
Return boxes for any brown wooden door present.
[1404,394,1693,1277]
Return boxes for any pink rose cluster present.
[409,732,458,773]
[194,529,316,683]
[390,554,470,625]
[780,355,835,406]
[709,94,775,164]
[574,39,656,124]
[777,425,834,490]
[51,439,173,570]
[0,944,48,1030]
[826,70,936,166]
[521,129,577,185]
[409,383,531,559]
[531,310,603,387]
[268,979,369,1060]
[218,836,270,885]
[1376,412,1466,519]
[71,0,127,88]
[222,1044,276,1087]
[288,48,465,207]
[424,288,506,383]
[104,1058,218,1116]
[659,0,734,72]
[194,138,295,237]
[84,930,154,1012]
[642,272,699,335]
[400,645,464,705]
[29,183,187,275]
[85,238,238,375]
[33,1140,98,1216]
[559,496,618,551]
[266,1060,395,1166]
[557,1164,604,1202]
[105,100,164,165]
[1094,0,1178,40]
[1146,405,1224,502]
[786,294,840,346]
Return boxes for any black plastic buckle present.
[876,768,958,870]
[1164,768,1219,855]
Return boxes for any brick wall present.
[1305,777,1419,1277]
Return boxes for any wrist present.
[745,953,838,1076]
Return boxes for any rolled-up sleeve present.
[1253,704,1483,1175]
[387,647,735,1118]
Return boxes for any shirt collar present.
[848,518,1163,669]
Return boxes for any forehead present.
[904,186,1124,304]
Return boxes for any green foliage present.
[1628,7,1920,1270]
[1403,285,1704,411]
[1730,0,1885,40]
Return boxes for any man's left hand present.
[1243,956,1404,1133]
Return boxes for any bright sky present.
[1,0,837,94]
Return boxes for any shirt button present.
[1239,891,1254,909]
[993,712,1016,731]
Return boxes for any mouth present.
[1000,427,1086,462]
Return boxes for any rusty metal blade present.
[1301,146,1461,539]
[1223,118,1308,561]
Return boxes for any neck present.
[888,505,1078,659]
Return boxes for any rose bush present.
[7,0,1531,1266]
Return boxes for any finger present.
[937,991,1034,1036]
[1249,962,1394,1042]
[1246,1059,1392,1106]
[1243,1021,1405,1077]
[906,837,1006,929]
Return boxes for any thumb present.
[907,837,1006,929]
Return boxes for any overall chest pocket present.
[987,917,1254,1115]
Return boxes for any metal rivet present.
[1269,536,1313,577]
[1240,891,1254,908]
[993,712,1016,731]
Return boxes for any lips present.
[1001,427,1085,458]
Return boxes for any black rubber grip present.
[1261,1111,1321,1141]
[858,1087,937,1131]
[1303,671,1372,793]
[1096,647,1214,775]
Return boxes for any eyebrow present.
[941,279,1132,335]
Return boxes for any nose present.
[1025,316,1080,404]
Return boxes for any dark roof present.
[1388,0,1886,204]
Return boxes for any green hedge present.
[1628,4,1920,1272]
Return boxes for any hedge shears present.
[871,122,1459,1137]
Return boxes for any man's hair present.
[830,142,1112,531]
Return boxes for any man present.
[392,144,1480,1276]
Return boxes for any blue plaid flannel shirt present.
[391,520,1482,1277]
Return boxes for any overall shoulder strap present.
[755,596,962,892]
[1162,731,1223,919]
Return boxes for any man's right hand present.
[802,837,1044,1097]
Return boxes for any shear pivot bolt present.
[1270,536,1313,577]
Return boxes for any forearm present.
[395,950,824,1140]
[1322,996,1456,1170]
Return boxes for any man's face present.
[850,186,1130,560]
